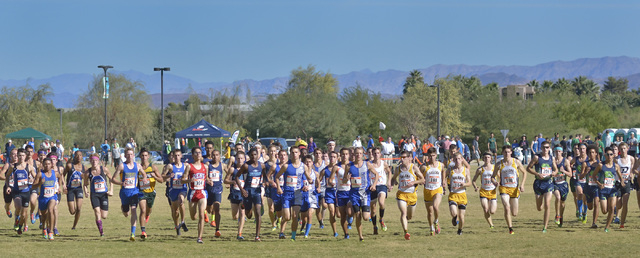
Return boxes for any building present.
[500,84,535,100]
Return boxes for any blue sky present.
[1,0,638,83]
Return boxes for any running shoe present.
[559,217,563,228]
[613,217,620,224]
[279,233,285,239]
[39,222,43,230]
[554,215,560,225]
[452,216,458,227]
[575,210,580,219]
[542,228,547,233]
[359,238,364,242]
[490,225,495,229]
[435,222,441,234]
[604,228,609,233]
[620,224,625,229]
[373,226,378,235]
[43,230,48,239]
[509,229,515,235]
[130,234,135,242]
[333,232,339,237]
[404,233,411,240]
[17,225,22,235]
[319,223,325,229]
[35,212,40,220]
[197,238,204,244]
[6,210,12,218]
[204,213,209,223]
[271,226,277,231]
[457,229,462,235]
[145,215,149,223]
[13,222,19,231]
[215,230,221,237]
[48,232,54,240]
[304,234,309,239]
[141,231,147,240]
[54,228,59,236]
[582,214,588,224]
[381,220,388,232]
[591,224,598,229]
[181,222,189,232]
[347,223,352,230]
[31,213,36,224]
[237,235,244,240]
[176,225,181,236]
[344,234,350,239]
[430,230,434,236]
[24,225,28,232]
[255,236,261,242]
[210,220,216,227]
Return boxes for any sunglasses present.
[401,156,410,158]
[607,153,614,156]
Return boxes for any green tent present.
[6,128,52,140]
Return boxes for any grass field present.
[0,163,638,257]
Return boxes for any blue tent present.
[174,119,231,139]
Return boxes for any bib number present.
[233,179,244,190]
[71,179,82,188]
[286,175,297,188]
[123,178,136,189]
[17,178,28,190]
[140,179,151,190]
[44,187,55,198]
[541,167,552,177]
[250,176,261,188]
[94,181,107,193]
[194,178,205,190]
[351,177,362,188]
[604,178,615,188]
[172,178,183,189]
[210,171,221,182]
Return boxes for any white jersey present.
[369,161,387,186]
[618,156,632,182]
[336,166,351,192]
[398,164,417,193]
[449,167,467,194]
[499,159,519,188]
[424,162,444,190]
[480,166,496,191]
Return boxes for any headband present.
[38,151,47,155]
[555,147,563,151]
[327,141,335,145]
[50,155,58,159]
[90,156,100,160]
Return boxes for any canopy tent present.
[175,119,231,139]
[6,127,52,140]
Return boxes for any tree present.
[75,74,154,148]
[403,70,425,95]
[527,79,540,89]
[572,76,599,98]
[340,84,396,138]
[0,83,60,141]
[602,77,628,95]
[552,78,572,92]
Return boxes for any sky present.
[1,0,639,83]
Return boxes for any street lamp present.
[56,109,63,137]
[154,67,170,145]
[428,84,440,137]
[97,65,113,140]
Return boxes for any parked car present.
[258,137,289,151]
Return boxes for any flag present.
[230,130,240,144]
[379,122,386,130]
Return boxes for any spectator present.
[55,140,64,159]
[444,136,452,161]
[100,139,110,164]
[28,137,35,149]
[532,135,540,154]
[41,139,51,152]
[352,135,363,148]
[113,138,122,167]
[471,135,480,165]
[5,139,15,159]
[307,137,317,153]
[628,132,638,157]
[71,143,79,159]
[367,134,375,150]
[519,135,529,164]
[90,142,96,155]
[381,136,395,167]
[487,132,496,158]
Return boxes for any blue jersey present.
[267,162,282,189]
[170,163,186,190]
[349,161,369,191]
[121,162,139,194]
[314,161,326,188]
[40,170,57,199]
[231,166,244,191]
[586,160,600,186]
[323,165,335,189]
[67,164,84,189]
[89,167,108,194]
[244,162,263,190]
[283,161,304,192]
[12,164,31,193]
[535,155,554,182]
[207,162,224,193]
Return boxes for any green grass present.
[0,163,638,257]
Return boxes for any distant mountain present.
[2,56,640,108]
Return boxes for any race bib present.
[210,170,221,182]
[621,167,630,180]
[541,167,552,177]
[286,175,297,188]
[428,175,439,186]
[17,178,28,190]
[140,179,151,190]
[604,178,615,188]
[71,178,82,188]
[172,178,183,189]
[43,186,55,198]
[377,176,385,185]
[278,175,284,187]
[233,179,244,190]
[194,178,205,190]
[250,176,261,188]
[123,178,136,189]
[94,181,107,193]
[351,177,362,188]
[482,177,492,188]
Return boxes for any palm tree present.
[403,70,425,95]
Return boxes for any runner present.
[111,148,147,241]
[392,151,424,240]
[223,152,246,240]
[472,151,497,228]
[83,153,113,237]
[369,147,391,235]
[49,153,66,236]
[590,147,623,232]
[237,148,265,242]
[32,157,59,240]
[617,143,634,228]
[580,145,600,228]
[421,147,444,235]
[275,146,312,241]
[527,141,558,233]
[162,149,189,236]
[138,148,163,240]
[445,152,472,235]
[552,146,571,227]
[344,147,378,241]
[333,148,353,238]
[573,143,589,223]
[63,150,84,230]
[263,145,280,232]
[320,151,339,237]
[312,149,327,230]
[491,145,527,234]
[205,148,225,237]
[5,148,36,235]
[1,149,17,219]
[300,154,320,238]
[181,147,210,243]
[25,145,40,228]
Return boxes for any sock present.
[577,200,583,213]
[96,220,103,234]
[291,231,296,239]
[404,229,408,234]
[613,207,618,216]
[305,223,312,236]
[431,225,435,231]
[348,216,353,224]
[131,226,136,235]
[583,203,588,214]
[372,215,377,226]
[509,227,513,231]
[380,209,385,220]
[141,226,146,233]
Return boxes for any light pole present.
[154,67,170,145]
[98,65,113,140]
[429,84,440,137]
